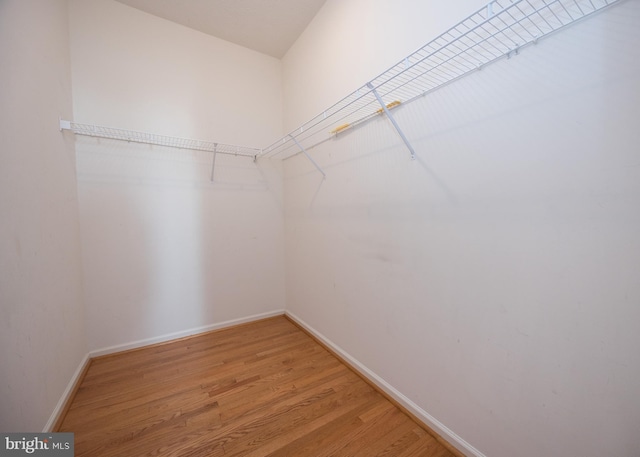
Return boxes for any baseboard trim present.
[284,310,485,457]
[47,308,483,457]
[43,353,91,432]
[89,309,286,358]
[48,311,286,430]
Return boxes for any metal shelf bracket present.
[367,83,417,160]
[290,135,326,178]
[210,143,217,181]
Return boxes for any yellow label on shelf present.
[376,100,402,114]
[330,123,351,134]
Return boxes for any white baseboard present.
[285,310,485,457]
[47,309,482,456]
[89,309,286,358]
[45,310,285,431]
[43,353,90,432]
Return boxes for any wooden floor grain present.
[58,316,458,457]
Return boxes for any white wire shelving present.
[61,0,622,178]
[59,120,262,180]
[59,120,261,158]
[261,0,623,168]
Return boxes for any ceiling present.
[114,0,327,59]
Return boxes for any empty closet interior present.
[1,0,639,456]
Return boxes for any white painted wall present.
[69,0,286,352]
[0,0,87,431]
[283,1,640,456]
[282,0,487,131]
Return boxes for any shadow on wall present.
[282,3,640,456]
[73,135,280,351]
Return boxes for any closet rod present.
[261,0,623,161]
[60,120,261,159]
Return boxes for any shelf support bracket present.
[367,83,416,160]
[210,143,217,182]
[289,135,326,179]
[60,119,72,131]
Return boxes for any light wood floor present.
[58,316,459,457]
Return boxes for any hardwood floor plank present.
[329,408,409,457]
[58,316,458,457]
[260,398,379,457]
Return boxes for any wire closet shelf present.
[59,120,262,158]
[61,0,621,167]
[262,0,621,161]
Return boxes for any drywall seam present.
[43,353,91,432]
[285,310,486,457]
[88,309,285,358]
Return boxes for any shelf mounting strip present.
[59,120,261,181]
[261,0,623,163]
